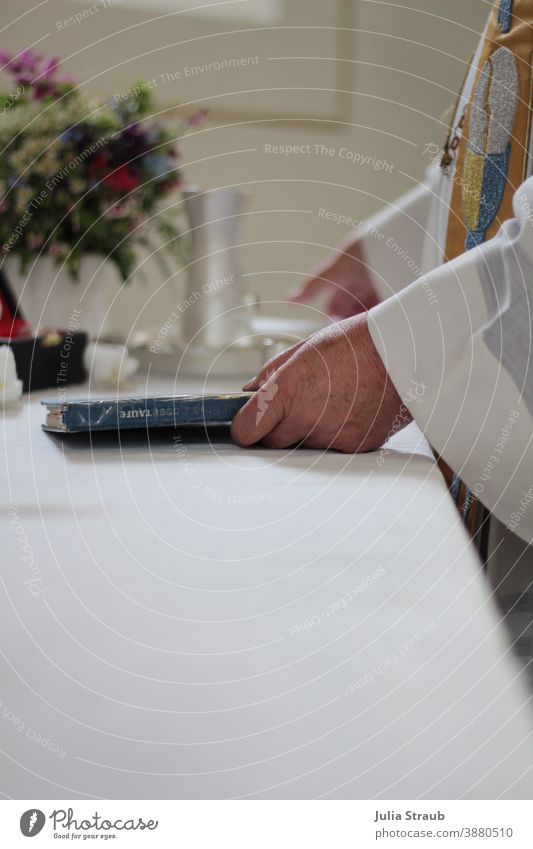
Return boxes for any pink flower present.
[187,108,209,127]
[103,201,126,219]
[29,234,44,249]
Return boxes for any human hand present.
[231,313,409,452]
[289,241,379,319]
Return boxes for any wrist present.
[346,313,412,446]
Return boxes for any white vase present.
[4,254,122,340]
[182,187,249,349]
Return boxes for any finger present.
[302,431,356,453]
[231,374,285,446]
[289,274,330,303]
[312,441,353,454]
[300,436,329,451]
[262,417,309,449]
[242,341,304,390]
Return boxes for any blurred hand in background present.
[289,239,379,319]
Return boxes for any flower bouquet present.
[0,49,206,282]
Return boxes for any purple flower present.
[18,48,39,68]
[6,48,40,75]
[60,127,84,144]
[15,73,34,86]
[0,49,68,100]
[41,56,60,78]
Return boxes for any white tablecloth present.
[2,376,532,799]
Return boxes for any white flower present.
[84,342,138,389]
[0,344,23,406]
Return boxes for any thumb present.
[231,374,285,446]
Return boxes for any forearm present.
[359,165,441,302]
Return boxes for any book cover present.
[42,393,252,434]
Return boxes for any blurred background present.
[0,0,487,340]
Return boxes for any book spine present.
[62,396,250,433]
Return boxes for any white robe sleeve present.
[360,164,442,301]
[368,175,533,544]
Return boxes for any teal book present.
[42,393,252,434]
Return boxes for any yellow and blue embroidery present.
[455,43,518,531]
[462,47,519,249]
[497,0,513,32]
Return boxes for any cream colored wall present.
[0,0,488,337]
